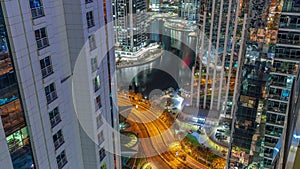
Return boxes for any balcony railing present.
[265,142,276,148]
[270,81,292,88]
[265,130,282,137]
[267,106,287,114]
[31,6,45,19]
[277,38,300,45]
[268,94,289,102]
[282,7,300,12]
[280,23,300,29]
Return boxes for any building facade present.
[113,0,148,52]
[0,0,120,169]
[264,0,300,168]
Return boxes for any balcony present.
[280,23,300,30]
[265,142,276,148]
[271,62,298,75]
[266,105,287,115]
[277,37,300,46]
[282,6,300,13]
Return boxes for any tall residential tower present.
[0,0,120,169]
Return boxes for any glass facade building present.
[264,0,300,168]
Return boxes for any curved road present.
[118,94,210,169]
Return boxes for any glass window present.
[6,127,30,153]
[40,56,53,78]
[30,0,44,19]
[53,130,64,150]
[49,107,61,128]
[85,0,93,4]
[97,131,104,145]
[45,83,57,104]
[35,27,49,50]
[88,35,96,51]
[95,95,102,110]
[86,11,95,28]
[91,57,97,72]
[99,147,106,162]
[56,150,67,169]
[93,75,100,92]
[96,114,103,128]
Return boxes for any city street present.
[118,93,210,169]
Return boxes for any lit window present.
[30,0,44,19]
[49,107,61,128]
[86,11,95,28]
[93,75,100,92]
[40,56,53,78]
[99,147,106,162]
[45,83,57,104]
[53,130,64,150]
[35,27,49,50]
[56,150,67,169]
[101,162,107,169]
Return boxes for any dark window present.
[49,107,61,128]
[86,11,95,28]
[95,95,102,110]
[53,130,65,150]
[56,150,67,169]
[45,83,57,104]
[40,56,53,78]
[35,27,49,49]
[98,131,104,145]
[99,147,106,162]
[85,0,93,4]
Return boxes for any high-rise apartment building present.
[0,0,120,169]
[113,0,148,52]
[227,0,278,167]
[264,1,300,168]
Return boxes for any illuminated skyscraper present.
[113,0,148,51]
[264,0,300,168]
